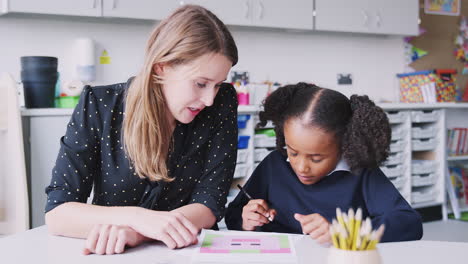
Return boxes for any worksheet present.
[192,229,298,263]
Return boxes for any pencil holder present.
[327,247,381,264]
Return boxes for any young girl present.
[45,5,238,254]
[225,82,423,244]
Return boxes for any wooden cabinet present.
[1,0,101,17]
[315,0,418,35]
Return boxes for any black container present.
[23,81,57,108]
[20,56,58,71]
[21,70,58,82]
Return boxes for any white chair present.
[0,73,29,234]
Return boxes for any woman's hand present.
[130,209,199,249]
[241,199,277,231]
[83,225,149,255]
[294,213,331,244]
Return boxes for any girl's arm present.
[363,168,423,242]
[171,203,216,230]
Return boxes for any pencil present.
[352,208,362,251]
[237,184,273,221]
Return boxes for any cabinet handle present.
[244,1,250,19]
[92,0,97,9]
[258,1,264,20]
[376,12,381,28]
[362,10,368,26]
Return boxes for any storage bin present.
[237,114,251,129]
[254,134,276,148]
[411,160,437,174]
[412,125,437,139]
[410,110,440,123]
[380,164,405,177]
[391,126,406,140]
[254,148,271,162]
[386,111,408,124]
[397,69,457,103]
[412,173,437,187]
[389,176,406,189]
[412,188,437,204]
[412,138,437,151]
[237,135,250,149]
[236,149,249,163]
[384,152,405,166]
[234,163,249,178]
[389,139,405,153]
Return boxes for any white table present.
[1,226,467,264]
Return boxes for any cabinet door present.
[315,0,371,33]
[6,0,101,17]
[375,0,418,35]
[102,0,180,20]
[251,0,313,30]
[188,0,252,26]
[29,116,69,228]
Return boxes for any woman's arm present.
[171,203,216,230]
[46,202,199,249]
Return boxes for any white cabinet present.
[102,0,179,20]
[190,0,313,30]
[1,0,101,17]
[315,0,418,35]
[188,0,252,26]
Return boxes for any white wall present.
[0,15,406,102]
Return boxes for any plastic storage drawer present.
[386,111,408,124]
[234,163,249,178]
[389,176,406,189]
[254,148,271,162]
[412,173,437,187]
[384,152,405,166]
[411,160,437,174]
[412,138,437,151]
[380,164,405,177]
[412,125,437,139]
[412,188,437,203]
[410,110,439,123]
[236,149,249,164]
[254,134,276,148]
[391,126,406,140]
[390,140,405,153]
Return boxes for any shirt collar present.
[327,158,350,176]
[285,156,350,175]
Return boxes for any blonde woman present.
[45,5,238,255]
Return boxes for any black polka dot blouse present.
[45,79,238,223]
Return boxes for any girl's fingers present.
[301,219,323,234]
[105,226,119,255]
[246,211,269,224]
[309,224,328,239]
[173,213,199,241]
[95,225,111,255]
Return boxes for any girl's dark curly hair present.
[258,82,391,172]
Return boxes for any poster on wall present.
[425,0,461,16]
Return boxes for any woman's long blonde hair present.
[123,5,238,182]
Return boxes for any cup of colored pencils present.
[327,208,385,264]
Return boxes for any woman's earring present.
[286,157,290,162]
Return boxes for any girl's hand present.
[294,213,331,244]
[83,225,149,255]
[241,199,277,231]
[130,209,199,249]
